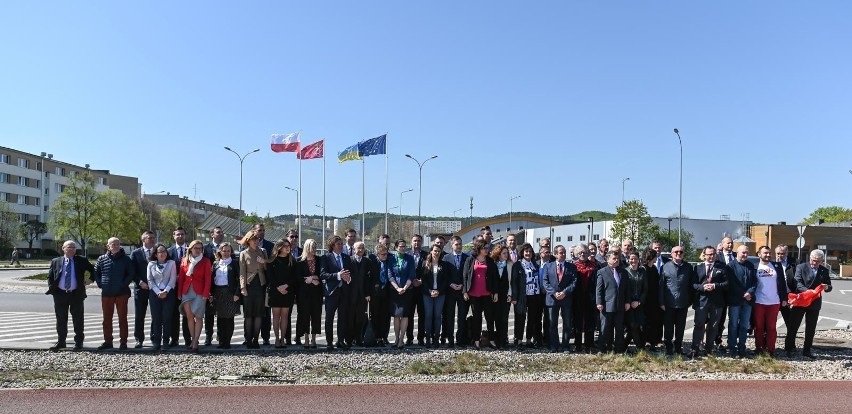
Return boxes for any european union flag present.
[337,144,362,163]
[358,134,387,157]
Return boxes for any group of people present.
[46,226,832,359]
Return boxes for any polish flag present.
[271,132,300,153]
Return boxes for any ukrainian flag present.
[337,144,362,163]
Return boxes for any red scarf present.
[574,259,599,290]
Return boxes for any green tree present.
[650,225,697,261]
[92,190,145,245]
[50,171,100,255]
[0,201,17,252]
[610,200,656,248]
[802,206,852,224]
[19,219,47,254]
[158,208,194,241]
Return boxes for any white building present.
[524,217,752,251]
[331,218,361,235]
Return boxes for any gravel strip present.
[1,331,850,389]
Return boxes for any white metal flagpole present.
[322,149,326,245]
[361,158,366,241]
[384,132,389,236]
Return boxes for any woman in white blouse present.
[211,242,241,349]
[147,243,176,351]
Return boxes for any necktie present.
[727,253,733,264]
[64,258,71,290]
[706,264,713,282]
[145,249,150,260]
[511,250,517,262]
[179,246,185,261]
[337,254,343,270]
[455,254,460,268]
[557,262,563,282]
[656,256,663,272]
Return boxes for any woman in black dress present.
[267,238,299,348]
[297,238,323,349]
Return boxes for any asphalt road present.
[0,381,849,413]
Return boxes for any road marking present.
[822,301,852,309]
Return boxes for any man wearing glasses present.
[690,246,727,358]
[659,246,695,356]
[725,245,756,358]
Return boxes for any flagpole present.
[361,158,366,241]
[384,132,389,235]
[322,148,326,245]
[297,130,302,241]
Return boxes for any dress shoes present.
[73,343,83,351]
[96,342,114,351]
[153,345,162,351]
[119,342,128,350]
[204,338,213,347]
[802,351,815,359]
[134,341,144,349]
[49,342,67,352]
[169,340,178,347]
[263,339,271,346]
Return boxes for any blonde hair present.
[240,230,259,247]
[300,239,317,261]
[184,240,204,265]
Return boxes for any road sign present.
[797,225,807,236]
[796,236,805,249]
[818,244,827,250]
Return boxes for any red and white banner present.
[298,140,324,160]
[271,132,300,153]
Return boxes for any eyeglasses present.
[672,250,684,254]
[289,235,298,239]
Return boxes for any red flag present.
[298,140,324,160]
[787,284,825,308]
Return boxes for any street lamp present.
[621,177,630,204]
[673,128,683,247]
[405,154,437,235]
[509,195,521,232]
[315,204,325,244]
[399,188,414,237]
[284,186,299,239]
[224,147,260,237]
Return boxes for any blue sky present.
[2,1,850,224]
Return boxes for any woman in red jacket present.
[178,240,212,352]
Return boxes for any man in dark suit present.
[167,227,189,346]
[319,235,355,350]
[543,245,577,353]
[784,249,833,358]
[651,240,670,274]
[714,236,735,351]
[775,244,797,334]
[596,251,629,353]
[201,226,225,346]
[130,231,156,348]
[442,236,469,347]
[254,223,274,346]
[405,234,428,346]
[690,246,727,358]
[659,245,695,356]
[47,240,94,351]
[725,245,756,358]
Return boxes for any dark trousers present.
[324,291,349,345]
[261,306,271,342]
[548,300,572,351]
[101,295,130,344]
[455,292,471,345]
[149,291,175,346]
[785,305,820,353]
[599,310,625,352]
[664,307,689,352]
[217,317,235,346]
[204,300,215,342]
[53,291,85,345]
[692,303,723,351]
[542,293,550,345]
[169,304,189,345]
[643,302,664,346]
[626,307,645,348]
[442,289,463,343]
[345,297,368,344]
[468,295,494,342]
[405,286,425,342]
[494,296,511,346]
[369,290,390,342]
[296,291,322,336]
[423,294,445,340]
[715,302,728,346]
[525,294,545,344]
[573,301,597,349]
[133,288,149,343]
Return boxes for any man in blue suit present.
[129,231,156,348]
[320,235,354,350]
[442,236,469,347]
[47,240,94,351]
[725,245,756,358]
[596,251,629,353]
[542,245,577,352]
[690,246,727,358]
